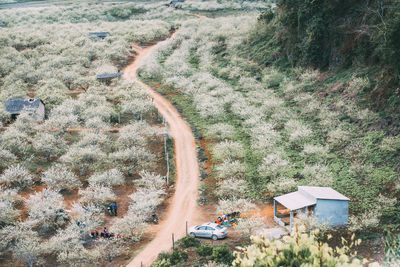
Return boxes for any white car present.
[188,222,228,240]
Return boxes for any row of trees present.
[139,13,399,234]
[0,2,172,266]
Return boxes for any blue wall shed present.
[274,186,349,231]
[315,199,349,226]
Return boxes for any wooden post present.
[186,221,188,235]
[273,200,277,218]
[141,262,143,267]
[172,233,175,249]
[290,210,293,233]
[164,122,170,185]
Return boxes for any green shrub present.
[196,243,214,257]
[156,251,171,261]
[151,259,171,267]
[169,249,188,265]
[212,244,234,265]
[178,235,200,248]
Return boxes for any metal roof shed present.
[5,98,45,122]
[96,72,123,79]
[88,32,109,39]
[274,186,349,232]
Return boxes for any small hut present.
[274,186,349,232]
[88,32,109,39]
[5,98,45,122]
[168,0,185,7]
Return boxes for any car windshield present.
[216,225,223,229]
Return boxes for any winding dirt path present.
[123,35,203,266]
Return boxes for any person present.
[112,202,117,216]
[107,204,113,216]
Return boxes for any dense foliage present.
[250,0,400,109]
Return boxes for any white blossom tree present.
[235,216,267,241]
[26,189,68,232]
[212,140,245,162]
[32,132,67,160]
[216,159,246,180]
[69,203,103,241]
[41,165,82,192]
[111,212,147,242]
[0,164,33,190]
[109,147,154,176]
[60,145,107,176]
[79,184,116,207]
[135,170,165,191]
[217,198,256,215]
[0,150,17,171]
[88,169,124,187]
[217,178,248,200]
[0,127,32,155]
[0,188,20,226]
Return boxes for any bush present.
[196,243,213,257]
[178,235,200,248]
[212,244,234,265]
[169,249,188,265]
[151,259,171,267]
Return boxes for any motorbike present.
[152,213,159,224]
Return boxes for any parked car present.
[188,222,228,240]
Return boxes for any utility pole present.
[163,121,170,185]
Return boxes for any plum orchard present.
[140,14,399,234]
[0,1,189,266]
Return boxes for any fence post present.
[186,221,188,235]
[163,128,170,186]
[172,233,175,249]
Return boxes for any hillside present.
[249,0,400,116]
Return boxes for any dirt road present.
[123,36,203,266]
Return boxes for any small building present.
[273,186,349,232]
[168,0,184,7]
[96,72,123,80]
[88,32,109,39]
[5,98,45,122]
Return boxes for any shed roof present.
[96,72,123,79]
[298,186,349,201]
[88,32,109,38]
[274,191,316,211]
[5,98,43,114]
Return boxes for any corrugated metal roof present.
[298,186,349,201]
[96,72,123,79]
[88,32,109,38]
[274,191,316,211]
[5,98,43,114]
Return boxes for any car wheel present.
[189,232,196,238]
[211,235,218,241]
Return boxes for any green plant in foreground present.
[234,224,379,267]
[212,243,234,265]
[179,235,201,248]
[196,243,214,257]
